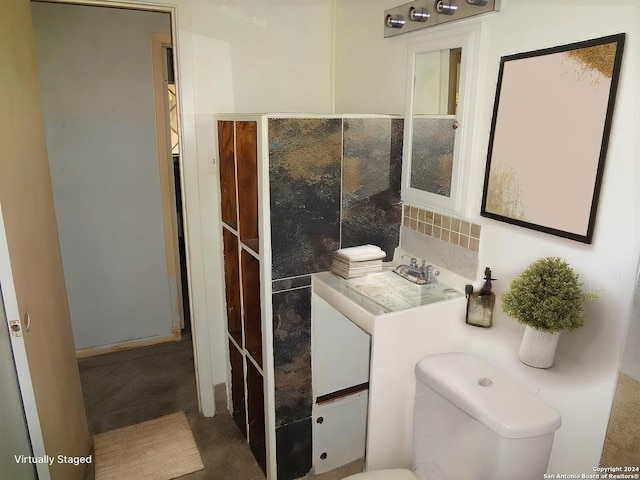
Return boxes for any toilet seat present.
[343,469,418,480]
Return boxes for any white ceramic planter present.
[518,325,560,368]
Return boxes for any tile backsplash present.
[403,204,481,253]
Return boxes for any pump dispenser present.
[465,267,496,328]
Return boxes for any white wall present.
[173,0,335,393]
[336,0,639,474]
[27,0,337,423]
[621,281,640,380]
[32,4,175,350]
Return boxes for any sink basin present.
[347,271,462,311]
[312,270,463,333]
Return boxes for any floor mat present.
[94,411,204,480]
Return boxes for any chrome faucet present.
[393,257,439,285]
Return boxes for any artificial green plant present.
[501,257,596,334]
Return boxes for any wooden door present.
[0,1,90,479]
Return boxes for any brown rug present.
[601,373,640,466]
[94,412,204,480]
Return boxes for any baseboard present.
[75,331,181,359]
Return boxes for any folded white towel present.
[335,245,385,262]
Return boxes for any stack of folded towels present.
[330,244,386,279]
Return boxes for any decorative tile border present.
[403,204,481,252]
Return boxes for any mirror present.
[401,24,481,216]
[409,48,461,196]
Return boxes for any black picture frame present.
[480,33,625,244]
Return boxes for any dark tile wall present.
[275,417,312,480]
[269,118,342,280]
[341,118,403,261]
[272,287,312,479]
[268,116,403,479]
[272,287,312,427]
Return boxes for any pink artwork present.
[481,34,625,244]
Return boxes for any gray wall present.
[32,3,174,349]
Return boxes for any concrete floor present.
[600,372,640,467]
[78,336,363,480]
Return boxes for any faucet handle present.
[409,257,418,268]
[423,264,440,283]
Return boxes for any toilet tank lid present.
[415,352,561,439]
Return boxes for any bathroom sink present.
[312,267,468,471]
[312,270,463,333]
[348,271,462,310]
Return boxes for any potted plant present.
[501,257,595,368]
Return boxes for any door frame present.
[151,31,184,337]
[0,208,48,480]
[33,0,217,416]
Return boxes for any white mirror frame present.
[401,22,482,216]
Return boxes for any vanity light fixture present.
[384,0,501,37]
[386,13,406,28]
[409,7,430,22]
[436,0,458,15]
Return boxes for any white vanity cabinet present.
[312,271,467,472]
[311,293,371,474]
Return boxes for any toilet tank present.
[413,353,561,480]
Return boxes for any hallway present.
[79,338,264,480]
[78,337,363,479]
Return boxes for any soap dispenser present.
[465,267,496,328]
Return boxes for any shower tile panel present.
[272,287,312,427]
[269,118,342,279]
[275,417,313,480]
[342,118,403,260]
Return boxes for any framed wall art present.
[480,33,625,244]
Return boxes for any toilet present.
[345,352,561,480]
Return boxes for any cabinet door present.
[312,293,370,397]
[314,392,368,474]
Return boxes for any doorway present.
[30,0,195,431]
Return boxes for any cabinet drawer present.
[313,391,368,474]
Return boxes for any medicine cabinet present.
[401,23,482,216]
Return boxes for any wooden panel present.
[218,120,237,229]
[222,227,242,346]
[241,250,262,368]
[236,121,259,252]
[229,339,246,438]
[0,1,90,478]
[247,359,266,472]
[151,33,183,335]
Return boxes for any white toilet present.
[346,352,561,480]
